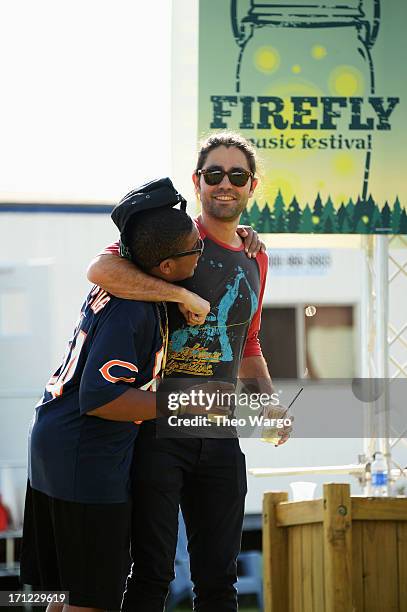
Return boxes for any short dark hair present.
[123,208,194,271]
[195,131,257,174]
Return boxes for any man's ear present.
[249,177,258,198]
[159,259,175,276]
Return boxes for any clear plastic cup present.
[261,405,288,444]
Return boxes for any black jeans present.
[122,421,247,612]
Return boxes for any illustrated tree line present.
[240,191,407,234]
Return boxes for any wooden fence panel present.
[362,521,399,611]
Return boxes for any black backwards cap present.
[111,177,187,259]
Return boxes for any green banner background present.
[198,1,407,234]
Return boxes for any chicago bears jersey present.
[28,286,164,503]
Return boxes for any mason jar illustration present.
[230,0,381,224]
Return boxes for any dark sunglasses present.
[157,238,204,266]
[197,166,254,187]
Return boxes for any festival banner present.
[198,1,407,234]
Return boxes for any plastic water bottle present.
[371,452,388,497]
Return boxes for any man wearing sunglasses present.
[87,132,288,612]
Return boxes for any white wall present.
[0,212,118,365]
[263,247,364,305]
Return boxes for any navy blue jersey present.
[28,286,163,503]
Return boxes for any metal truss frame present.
[360,235,407,493]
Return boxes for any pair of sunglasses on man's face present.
[197,166,254,187]
[157,237,204,266]
[172,237,204,259]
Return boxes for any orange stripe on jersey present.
[99,360,139,383]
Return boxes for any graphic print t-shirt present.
[164,219,267,382]
[29,287,163,503]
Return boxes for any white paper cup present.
[290,481,317,501]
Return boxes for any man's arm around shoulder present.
[87,253,209,324]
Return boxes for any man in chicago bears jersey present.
[86,133,292,612]
[20,179,207,612]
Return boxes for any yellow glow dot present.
[329,65,364,96]
[333,153,356,175]
[291,64,301,74]
[336,73,358,95]
[312,216,320,225]
[312,45,327,60]
[362,215,369,224]
[254,46,280,74]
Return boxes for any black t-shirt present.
[165,220,265,382]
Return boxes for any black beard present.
[204,199,247,222]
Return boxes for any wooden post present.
[263,491,289,612]
[322,483,353,612]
